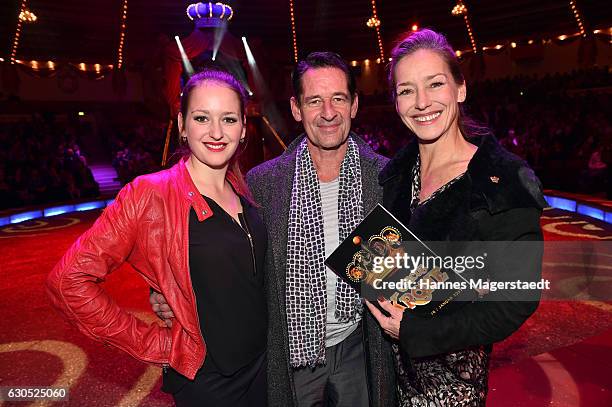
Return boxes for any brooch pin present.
[490,176,500,183]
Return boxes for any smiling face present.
[178,81,245,170]
[393,49,466,143]
[290,67,358,151]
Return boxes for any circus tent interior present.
[1,1,611,406]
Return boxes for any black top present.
[190,195,267,374]
[163,194,267,390]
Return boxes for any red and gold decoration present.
[289,0,299,62]
[452,0,478,54]
[19,9,37,23]
[367,0,385,62]
[366,17,380,28]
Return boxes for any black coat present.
[379,134,548,358]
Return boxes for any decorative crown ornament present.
[186,2,234,28]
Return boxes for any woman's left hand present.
[365,298,404,339]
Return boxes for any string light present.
[569,1,587,38]
[10,0,28,64]
[13,59,108,74]
[368,0,385,61]
[116,0,129,69]
[451,1,478,53]
[289,0,298,62]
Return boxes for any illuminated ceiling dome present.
[186,2,234,28]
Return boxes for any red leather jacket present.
[46,157,246,380]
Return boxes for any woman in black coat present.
[366,29,548,406]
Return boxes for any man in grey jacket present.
[152,52,396,406]
[246,52,395,407]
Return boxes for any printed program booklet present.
[325,204,480,317]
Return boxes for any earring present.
[239,137,245,144]
[181,136,187,143]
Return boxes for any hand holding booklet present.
[325,204,481,317]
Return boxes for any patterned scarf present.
[286,136,363,368]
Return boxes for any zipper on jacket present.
[237,212,257,276]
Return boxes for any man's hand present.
[149,291,175,328]
[365,298,403,340]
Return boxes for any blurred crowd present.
[1,67,610,211]
[359,67,611,196]
[109,120,164,185]
[0,117,99,210]
[469,67,611,195]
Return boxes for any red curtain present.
[163,29,212,117]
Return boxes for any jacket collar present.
[379,133,544,213]
[379,133,498,184]
[171,156,244,222]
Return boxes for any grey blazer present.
[247,133,397,407]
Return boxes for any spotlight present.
[242,37,255,66]
[411,24,418,31]
[175,35,194,76]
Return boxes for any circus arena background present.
[1,0,611,406]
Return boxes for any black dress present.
[394,155,489,407]
[163,194,268,407]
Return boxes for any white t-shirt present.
[320,178,360,347]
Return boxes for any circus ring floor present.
[0,206,610,406]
